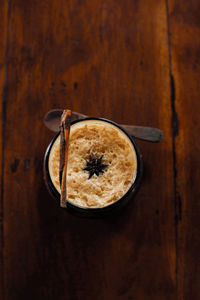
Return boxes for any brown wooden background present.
[0,0,200,299]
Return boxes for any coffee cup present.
[44,118,143,217]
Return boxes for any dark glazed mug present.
[43,117,143,218]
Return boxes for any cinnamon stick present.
[59,109,72,208]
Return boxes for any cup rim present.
[44,117,143,214]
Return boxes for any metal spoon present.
[44,109,163,142]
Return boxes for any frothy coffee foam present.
[48,120,137,208]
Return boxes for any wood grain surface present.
[168,0,200,298]
[0,0,199,299]
[0,1,9,299]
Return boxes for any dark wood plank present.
[0,1,9,299]
[168,0,200,299]
[3,0,176,299]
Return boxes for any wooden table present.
[0,0,199,299]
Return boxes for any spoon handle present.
[71,112,163,142]
[121,125,163,142]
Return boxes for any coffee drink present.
[48,119,137,208]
